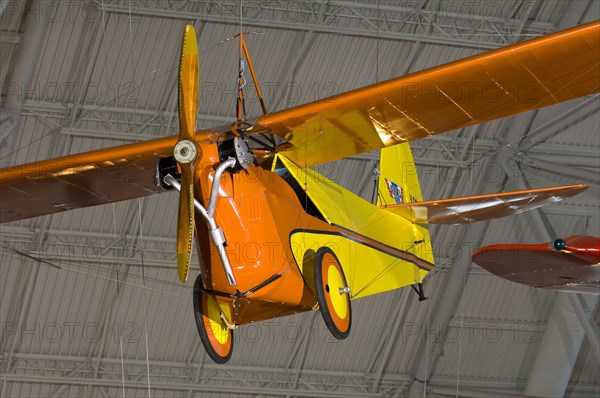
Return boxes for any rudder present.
[377,143,433,283]
[376,143,424,207]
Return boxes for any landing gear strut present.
[155,140,254,287]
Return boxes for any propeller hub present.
[174,140,197,164]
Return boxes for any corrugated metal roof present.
[1,1,599,397]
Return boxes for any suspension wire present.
[303,125,309,286]
[1,246,189,299]
[126,0,140,142]
[0,241,61,269]
[376,0,380,84]
[123,9,150,397]
[373,0,383,205]
[350,235,427,299]
[125,17,148,396]
[236,0,246,122]
[137,198,152,398]
[101,1,127,393]
[423,285,430,397]
[111,203,126,398]
[0,233,192,294]
[455,134,475,397]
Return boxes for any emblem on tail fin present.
[385,178,404,204]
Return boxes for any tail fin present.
[376,142,423,207]
[377,143,433,284]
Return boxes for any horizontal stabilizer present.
[381,184,587,224]
[472,236,600,294]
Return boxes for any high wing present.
[0,132,225,223]
[1,22,598,223]
[381,184,588,224]
[472,236,600,294]
[250,21,600,167]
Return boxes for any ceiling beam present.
[1,0,55,165]
[370,289,412,393]
[0,31,20,44]
[68,19,108,123]
[0,0,14,17]
[514,159,599,396]
[0,256,41,398]
[5,352,597,397]
[404,220,492,397]
[0,373,379,398]
[99,2,516,50]
[568,294,600,359]
[0,225,175,244]
[520,96,599,151]
[333,1,553,31]
[524,293,597,397]
[404,105,544,396]
[1,353,409,398]
[272,30,317,111]
[524,158,600,186]
[500,5,599,388]
[22,100,227,120]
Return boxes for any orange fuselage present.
[193,142,330,325]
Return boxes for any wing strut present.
[236,32,268,121]
[234,32,276,152]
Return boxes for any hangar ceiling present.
[1,1,599,397]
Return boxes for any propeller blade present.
[177,163,195,282]
[174,24,200,283]
[179,25,199,141]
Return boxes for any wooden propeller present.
[174,25,200,283]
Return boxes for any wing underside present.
[472,236,600,294]
[0,132,225,223]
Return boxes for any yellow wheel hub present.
[327,264,348,319]
[206,296,229,344]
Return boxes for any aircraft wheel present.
[193,275,233,363]
[314,247,351,339]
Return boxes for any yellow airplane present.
[1,21,598,363]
